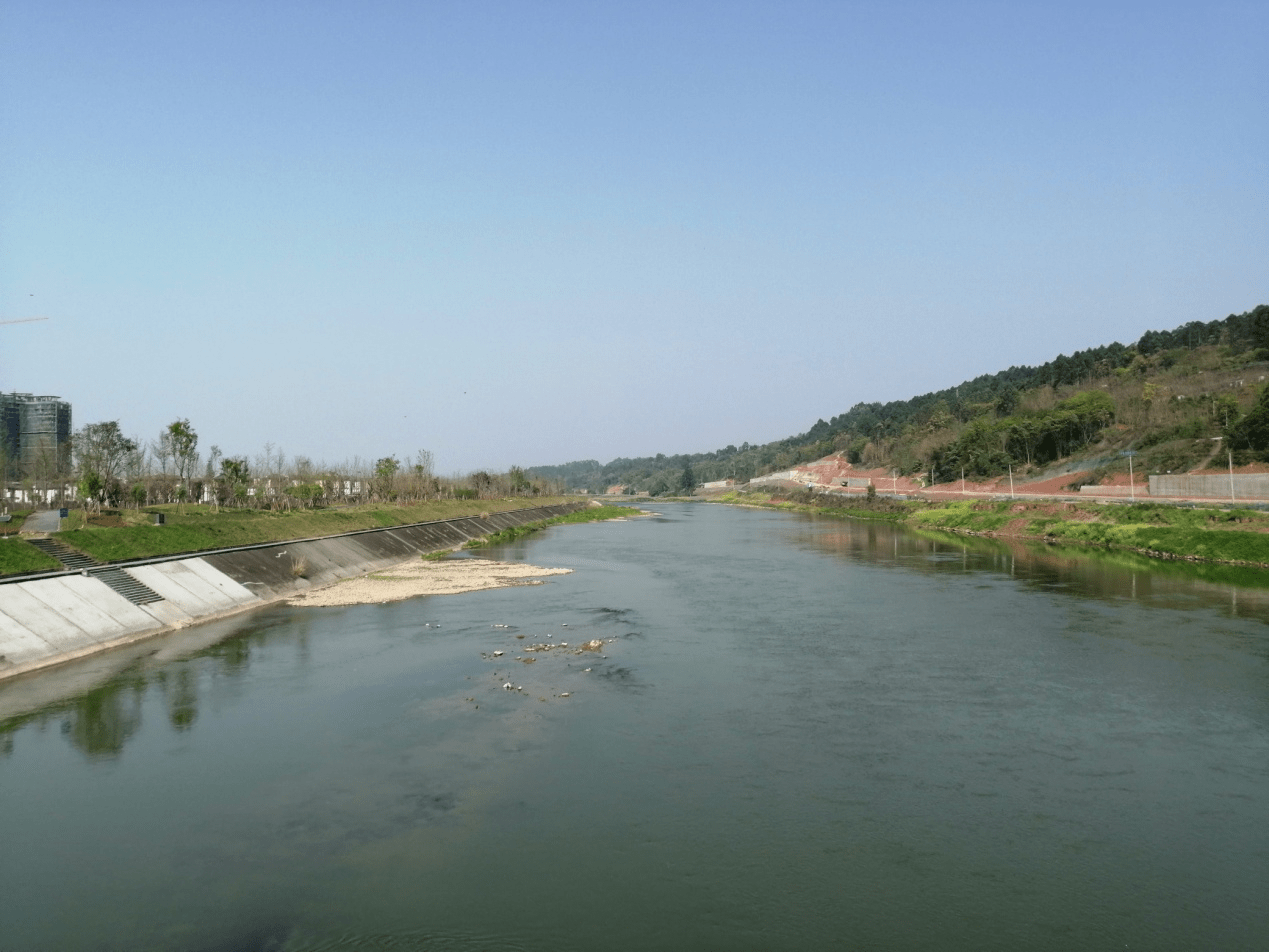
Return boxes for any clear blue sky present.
[2,1,1265,473]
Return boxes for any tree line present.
[21,417,564,511]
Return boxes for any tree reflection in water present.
[0,607,319,761]
[159,666,199,732]
[61,678,144,759]
[0,631,261,760]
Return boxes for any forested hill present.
[529,304,1269,495]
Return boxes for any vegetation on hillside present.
[530,304,1269,493]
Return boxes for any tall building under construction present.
[1,393,72,479]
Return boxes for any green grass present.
[0,538,63,575]
[1034,519,1269,563]
[0,509,35,539]
[42,497,575,566]
[463,505,638,548]
[908,501,1018,532]
[714,491,1269,567]
[713,489,914,521]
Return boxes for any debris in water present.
[493,650,504,657]
[580,640,604,652]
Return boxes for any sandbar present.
[286,557,572,608]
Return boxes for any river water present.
[1,503,1267,951]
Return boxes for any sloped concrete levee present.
[0,502,589,681]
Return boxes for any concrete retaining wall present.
[0,502,588,681]
[1149,474,1269,500]
[839,477,874,489]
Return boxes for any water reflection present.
[794,514,1269,623]
[61,677,144,758]
[5,513,1269,766]
[159,666,198,731]
[2,503,1268,952]
[0,610,300,761]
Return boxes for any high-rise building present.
[0,393,72,479]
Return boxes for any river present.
[1,502,1266,950]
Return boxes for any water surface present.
[2,503,1266,950]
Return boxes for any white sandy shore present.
[286,557,572,608]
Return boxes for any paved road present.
[20,510,61,533]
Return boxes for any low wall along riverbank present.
[0,502,589,682]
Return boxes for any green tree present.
[285,484,321,508]
[680,462,696,495]
[374,456,400,499]
[1228,384,1269,454]
[219,457,251,507]
[508,466,531,495]
[78,469,104,511]
[1211,394,1240,430]
[1056,390,1116,444]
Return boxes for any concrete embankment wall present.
[1078,486,1139,497]
[0,502,587,682]
[1149,474,1269,501]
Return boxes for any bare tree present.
[205,445,223,509]
[74,421,139,508]
[151,429,173,475]
[167,419,199,506]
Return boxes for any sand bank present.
[286,557,572,608]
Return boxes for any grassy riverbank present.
[0,498,579,575]
[0,539,63,575]
[463,505,641,549]
[713,490,1269,567]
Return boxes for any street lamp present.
[1121,450,1137,502]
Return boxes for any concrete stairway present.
[26,538,99,571]
[91,568,165,606]
[22,539,164,605]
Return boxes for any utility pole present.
[1121,450,1137,503]
[1228,447,1235,505]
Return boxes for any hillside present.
[529,304,1269,495]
